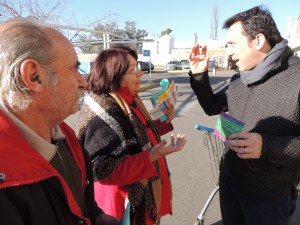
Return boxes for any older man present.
[0,19,118,225]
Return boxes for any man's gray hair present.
[0,19,57,111]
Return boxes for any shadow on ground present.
[211,220,223,225]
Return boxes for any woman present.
[77,46,186,225]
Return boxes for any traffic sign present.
[78,61,91,74]
[143,50,151,57]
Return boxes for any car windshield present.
[181,60,190,65]
[209,61,217,68]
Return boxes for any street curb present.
[139,83,159,91]
[151,70,167,73]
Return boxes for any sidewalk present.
[139,69,237,91]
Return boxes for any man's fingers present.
[195,44,200,55]
[190,44,201,60]
[189,51,196,61]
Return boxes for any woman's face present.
[120,54,144,96]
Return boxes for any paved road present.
[139,70,229,225]
[65,70,300,225]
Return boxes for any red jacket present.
[0,110,101,225]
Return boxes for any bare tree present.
[75,20,148,54]
[0,1,150,54]
[0,0,70,23]
[210,0,219,40]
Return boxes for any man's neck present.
[12,109,54,143]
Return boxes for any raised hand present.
[189,44,210,74]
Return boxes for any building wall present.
[141,36,228,66]
[172,48,191,61]
[77,53,97,62]
[296,16,300,34]
[159,35,174,54]
[286,16,300,55]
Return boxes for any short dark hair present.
[223,5,283,48]
[87,46,138,94]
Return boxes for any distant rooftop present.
[174,40,227,49]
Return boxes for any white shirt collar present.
[0,106,65,161]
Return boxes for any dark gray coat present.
[189,53,300,200]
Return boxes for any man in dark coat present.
[189,6,300,225]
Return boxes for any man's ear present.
[254,34,266,50]
[254,34,272,53]
[20,59,43,92]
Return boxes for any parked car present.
[177,59,191,70]
[138,61,154,72]
[209,60,218,69]
[147,62,155,71]
[165,60,180,70]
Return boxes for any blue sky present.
[69,0,299,41]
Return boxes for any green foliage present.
[160,28,172,37]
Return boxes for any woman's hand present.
[149,133,187,162]
[189,44,210,74]
[164,103,175,123]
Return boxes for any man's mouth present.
[77,88,86,99]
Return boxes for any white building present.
[138,35,176,65]
[284,16,300,56]
[139,34,228,67]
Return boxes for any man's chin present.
[77,89,86,99]
[66,104,80,116]
[236,66,244,71]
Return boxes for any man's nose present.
[77,71,88,88]
[226,46,234,57]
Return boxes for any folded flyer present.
[150,79,170,107]
[213,111,245,142]
[149,79,180,122]
[118,202,130,225]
